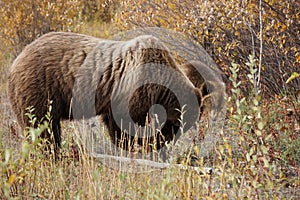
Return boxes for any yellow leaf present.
[7,174,16,186]
[296,53,300,63]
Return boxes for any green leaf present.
[286,72,300,83]
[255,130,262,136]
[5,149,12,164]
[253,98,259,106]
[21,142,30,159]
[258,121,264,130]
[260,145,268,154]
[246,153,251,162]
[262,157,270,168]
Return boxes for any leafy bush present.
[0,0,85,56]
[1,106,53,198]
[82,0,118,22]
[0,0,118,57]
[115,0,300,96]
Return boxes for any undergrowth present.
[0,54,299,199]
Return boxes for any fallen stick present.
[92,153,214,174]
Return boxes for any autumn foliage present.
[0,0,84,55]
[0,0,299,95]
[115,0,300,95]
[0,0,117,56]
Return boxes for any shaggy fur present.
[9,32,201,151]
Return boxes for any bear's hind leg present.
[52,119,62,150]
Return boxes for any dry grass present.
[1,100,299,199]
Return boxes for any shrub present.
[115,0,300,96]
[0,0,84,56]
[81,0,118,22]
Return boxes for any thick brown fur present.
[9,32,201,152]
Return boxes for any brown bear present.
[8,32,202,152]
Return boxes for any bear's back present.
[8,32,102,125]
